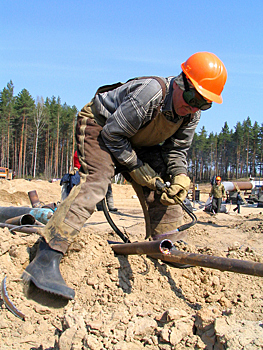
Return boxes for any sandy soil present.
[0,179,262,350]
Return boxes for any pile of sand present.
[0,179,262,349]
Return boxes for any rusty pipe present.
[5,214,36,226]
[111,239,173,256]
[0,222,40,234]
[222,181,253,192]
[153,249,263,277]
[28,190,57,211]
[28,190,42,208]
[0,206,53,224]
[111,239,263,277]
[41,203,57,210]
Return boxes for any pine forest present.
[0,80,263,182]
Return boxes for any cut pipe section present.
[5,214,36,226]
[111,239,263,277]
[0,206,53,224]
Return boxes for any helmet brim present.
[181,64,223,104]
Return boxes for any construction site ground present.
[0,179,262,350]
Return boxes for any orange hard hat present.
[181,52,227,104]
[216,176,221,181]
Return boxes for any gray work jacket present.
[92,76,200,176]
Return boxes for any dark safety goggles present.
[182,73,212,111]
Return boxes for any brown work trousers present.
[40,102,115,252]
[40,102,183,253]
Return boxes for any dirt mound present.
[0,180,263,349]
[0,179,61,207]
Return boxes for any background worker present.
[233,191,242,214]
[96,184,118,212]
[22,52,227,299]
[60,151,81,201]
[209,176,226,213]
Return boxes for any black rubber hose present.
[176,197,197,231]
[102,198,131,243]
[102,189,197,242]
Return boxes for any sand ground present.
[0,179,262,349]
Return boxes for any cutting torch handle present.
[155,179,170,193]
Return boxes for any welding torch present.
[155,179,197,231]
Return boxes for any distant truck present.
[0,167,13,180]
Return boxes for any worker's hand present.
[160,174,191,206]
[129,163,163,190]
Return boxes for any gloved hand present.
[129,163,163,190]
[160,175,191,205]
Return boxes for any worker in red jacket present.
[73,151,81,170]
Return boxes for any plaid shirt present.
[92,76,200,175]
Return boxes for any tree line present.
[0,80,262,182]
[188,119,263,182]
[0,81,77,179]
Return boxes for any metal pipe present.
[28,190,42,208]
[222,181,253,192]
[111,239,263,277]
[154,248,263,277]
[0,222,40,234]
[0,206,53,224]
[1,277,25,321]
[5,214,36,226]
[42,203,57,210]
[111,239,173,256]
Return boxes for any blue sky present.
[1,0,263,134]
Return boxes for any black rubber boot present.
[22,238,75,300]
